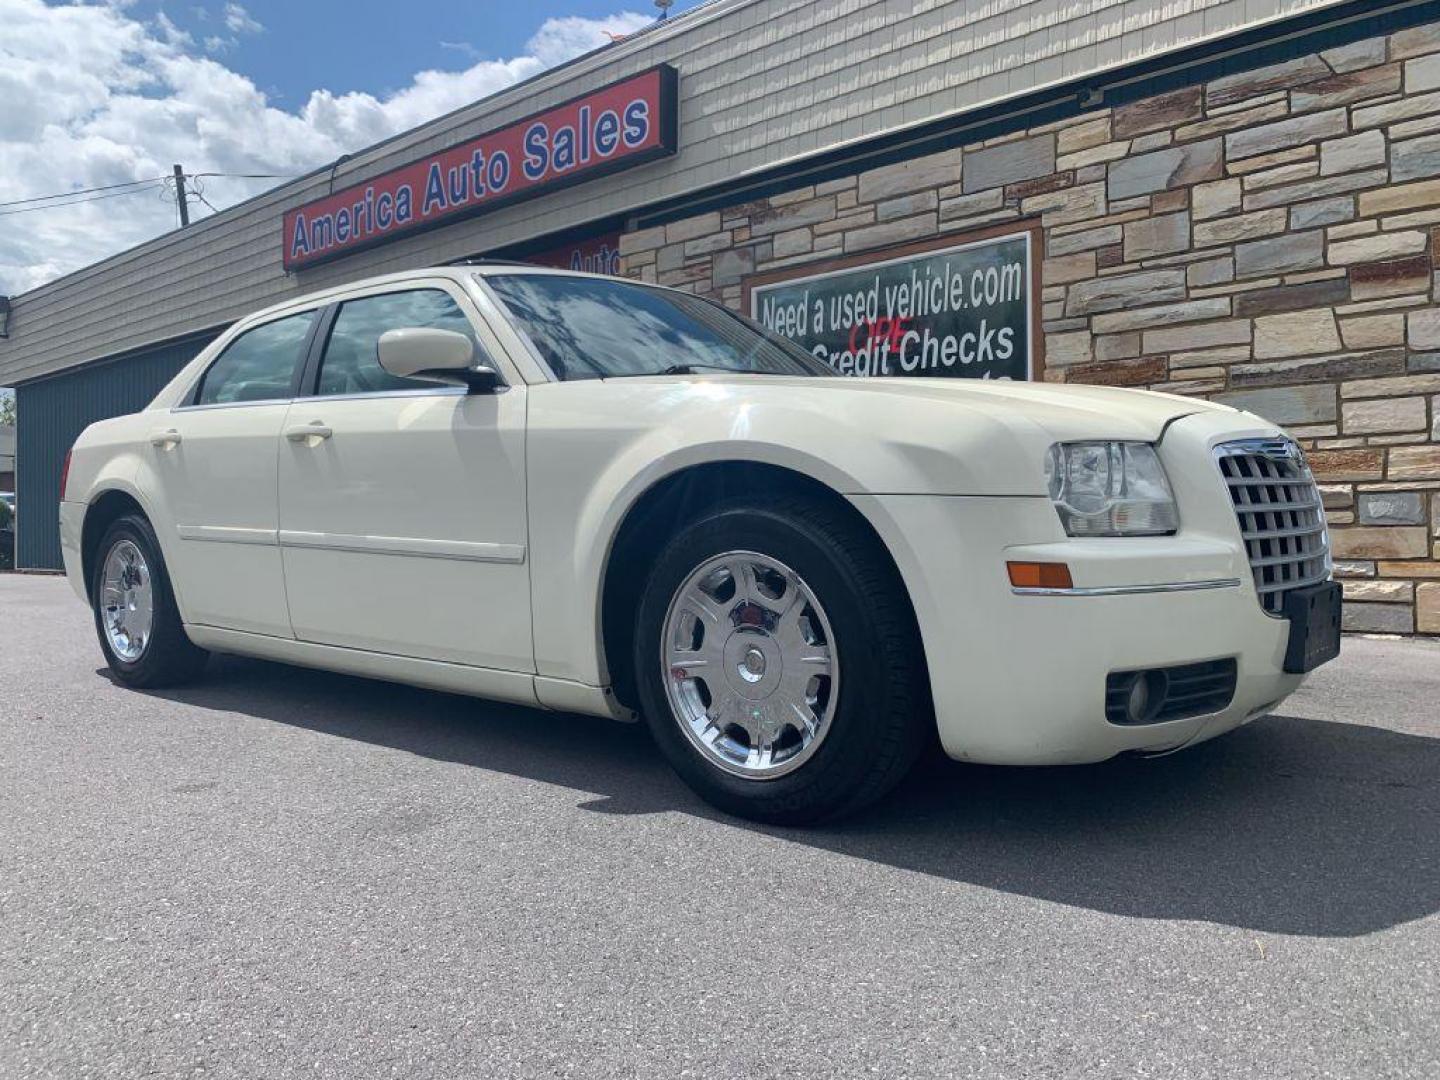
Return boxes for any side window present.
[195,311,316,405]
[316,289,482,397]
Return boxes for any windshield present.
[483,273,832,381]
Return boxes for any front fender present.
[525,379,1045,688]
[571,437,871,685]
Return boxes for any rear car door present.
[275,280,532,672]
[152,307,319,637]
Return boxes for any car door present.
[275,280,532,672]
[151,307,319,638]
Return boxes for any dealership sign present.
[283,66,678,271]
[528,231,622,275]
[748,230,1035,380]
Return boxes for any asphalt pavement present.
[2,573,1437,1079]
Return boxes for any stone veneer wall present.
[619,20,1440,636]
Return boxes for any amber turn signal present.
[1007,561,1074,589]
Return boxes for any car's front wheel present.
[92,514,209,688]
[633,494,930,824]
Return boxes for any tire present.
[633,494,931,824]
[92,513,208,688]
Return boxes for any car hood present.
[538,373,1264,499]
[629,374,1233,443]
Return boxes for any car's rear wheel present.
[92,514,208,688]
[633,494,930,824]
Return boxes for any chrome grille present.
[1214,438,1330,617]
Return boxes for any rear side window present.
[316,289,481,397]
[195,311,316,405]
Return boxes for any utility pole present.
[172,164,190,227]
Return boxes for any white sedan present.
[60,265,1340,822]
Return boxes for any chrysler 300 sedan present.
[60,265,1340,822]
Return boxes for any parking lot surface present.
[2,573,1437,1079]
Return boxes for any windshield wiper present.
[657,362,777,376]
[658,362,727,375]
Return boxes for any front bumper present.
[850,411,1310,766]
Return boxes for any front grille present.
[1105,659,1238,725]
[1214,438,1329,616]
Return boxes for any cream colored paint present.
[276,387,532,672]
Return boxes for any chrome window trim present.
[171,386,471,414]
[171,397,294,414]
[1012,578,1242,597]
[310,386,469,404]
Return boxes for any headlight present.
[1043,441,1178,536]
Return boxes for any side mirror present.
[377,327,499,393]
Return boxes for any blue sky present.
[128,1,700,106]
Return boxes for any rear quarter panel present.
[63,413,165,600]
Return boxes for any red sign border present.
[283,64,679,272]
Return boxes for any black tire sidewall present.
[92,514,199,687]
[634,500,921,822]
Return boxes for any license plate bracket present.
[1282,580,1342,674]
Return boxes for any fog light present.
[1106,660,1237,726]
[1124,670,1167,725]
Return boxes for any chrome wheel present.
[661,550,839,779]
[101,540,154,662]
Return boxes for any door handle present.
[149,428,182,448]
[285,422,333,443]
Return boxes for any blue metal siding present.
[14,334,219,570]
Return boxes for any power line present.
[0,170,299,227]
[172,171,293,224]
[0,184,167,219]
[0,176,168,210]
[192,172,293,180]
[0,171,294,213]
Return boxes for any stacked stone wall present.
[620,22,1440,635]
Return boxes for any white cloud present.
[0,0,653,296]
[222,3,262,35]
[526,14,652,66]
[155,10,193,48]
[439,41,482,62]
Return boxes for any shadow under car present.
[119,653,1440,939]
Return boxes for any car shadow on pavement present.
[123,654,1440,939]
